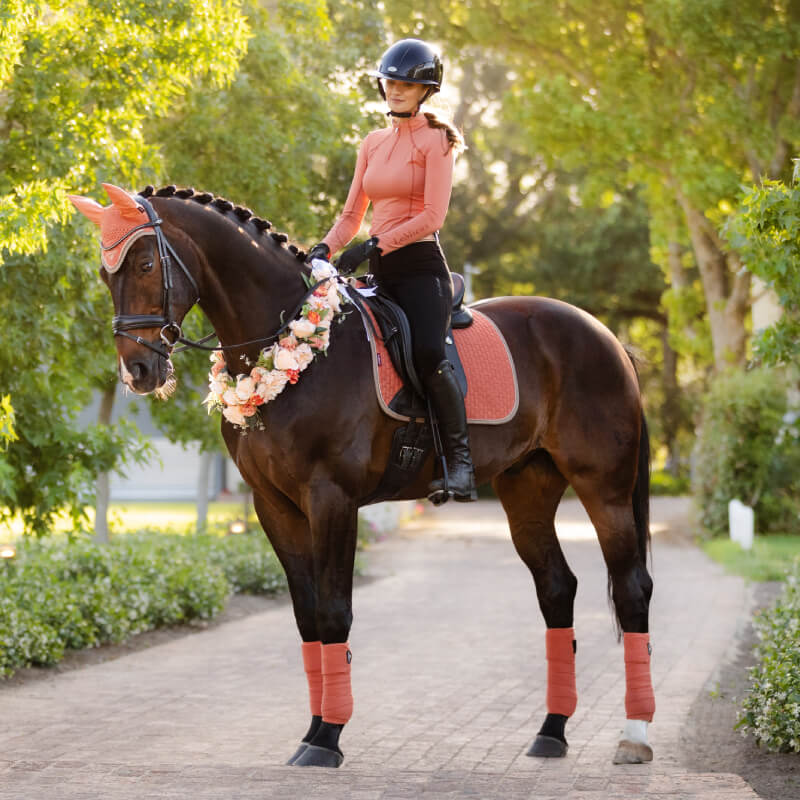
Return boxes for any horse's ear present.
[102,182,143,217]
[68,195,105,226]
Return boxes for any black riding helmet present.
[369,39,443,102]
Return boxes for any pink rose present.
[278,335,297,350]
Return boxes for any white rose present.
[274,347,299,371]
[223,388,239,407]
[235,375,256,401]
[290,317,317,339]
[269,369,289,388]
[223,405,246,427]
[295,343,314,370]
[311,259,336,281]
[308,294,327,310]
[210,379,227,396]
[327,283,342,313]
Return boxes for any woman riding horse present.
[68,43,657,768]
[306,39,477,505]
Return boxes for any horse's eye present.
[141,261,154,273]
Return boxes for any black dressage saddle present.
[352,272,473,419]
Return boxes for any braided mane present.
[138,184,308,262]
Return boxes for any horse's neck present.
[169,205,305,360]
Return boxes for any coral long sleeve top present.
[322,113,455,256]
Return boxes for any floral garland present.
[204,260,347,431]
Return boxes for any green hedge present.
[0,531,287,678]
[692,368,800,537]
[738,560,800,752]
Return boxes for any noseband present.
[109,195,200,360]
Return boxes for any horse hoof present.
[292,744,344,768]
[286,742,308,766]
[527,734,568,758]
[613,739,653,764]
[427,489,451,506]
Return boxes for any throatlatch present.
[623,632,655,721]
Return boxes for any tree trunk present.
[660,323,682,475]
[94,382,116,544]
[676,194,750,371]
[196,450,213,534]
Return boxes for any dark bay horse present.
[69,184,655,768]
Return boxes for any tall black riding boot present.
[426,360,477,503]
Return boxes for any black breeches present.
[369,241,453,381]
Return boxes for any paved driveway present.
[0,498,758,798]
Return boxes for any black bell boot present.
[425,360,478,503]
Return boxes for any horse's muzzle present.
[118,350,170,395]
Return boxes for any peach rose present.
[295,343,314,370]
[235,376,256,401]
[223,388,239,407]
[327,283,342,313]
[274,347,299,371]
[278,334,297,350]
[223,405,246,426]
[290,317,316,340]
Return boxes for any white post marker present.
[728,499,754,550]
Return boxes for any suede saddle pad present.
[358,301,519,425]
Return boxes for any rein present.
[110,194,326,360]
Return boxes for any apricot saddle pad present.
[360,304,519,424]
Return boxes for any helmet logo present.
[388,66,397,72]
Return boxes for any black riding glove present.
[335,237,380,275]
[305,242,330,263]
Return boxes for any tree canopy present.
[0,0,249,533]
[384,0,800,371]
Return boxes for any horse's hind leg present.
[493,450,578,758]
[569,474,655,765]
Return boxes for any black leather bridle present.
[108,194,200,360]
[107,194,338,361]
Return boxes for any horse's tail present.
[632,411,651,567]
[624,346,651,566]
[608,349,652,636]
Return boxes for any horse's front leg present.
[289,483,359,769]
[250,491,325,764]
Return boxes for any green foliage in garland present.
[0,531,287,678]
[738,560,800,753]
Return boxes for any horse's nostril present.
[130,361,147,382]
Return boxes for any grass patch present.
[701,535,800,582]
